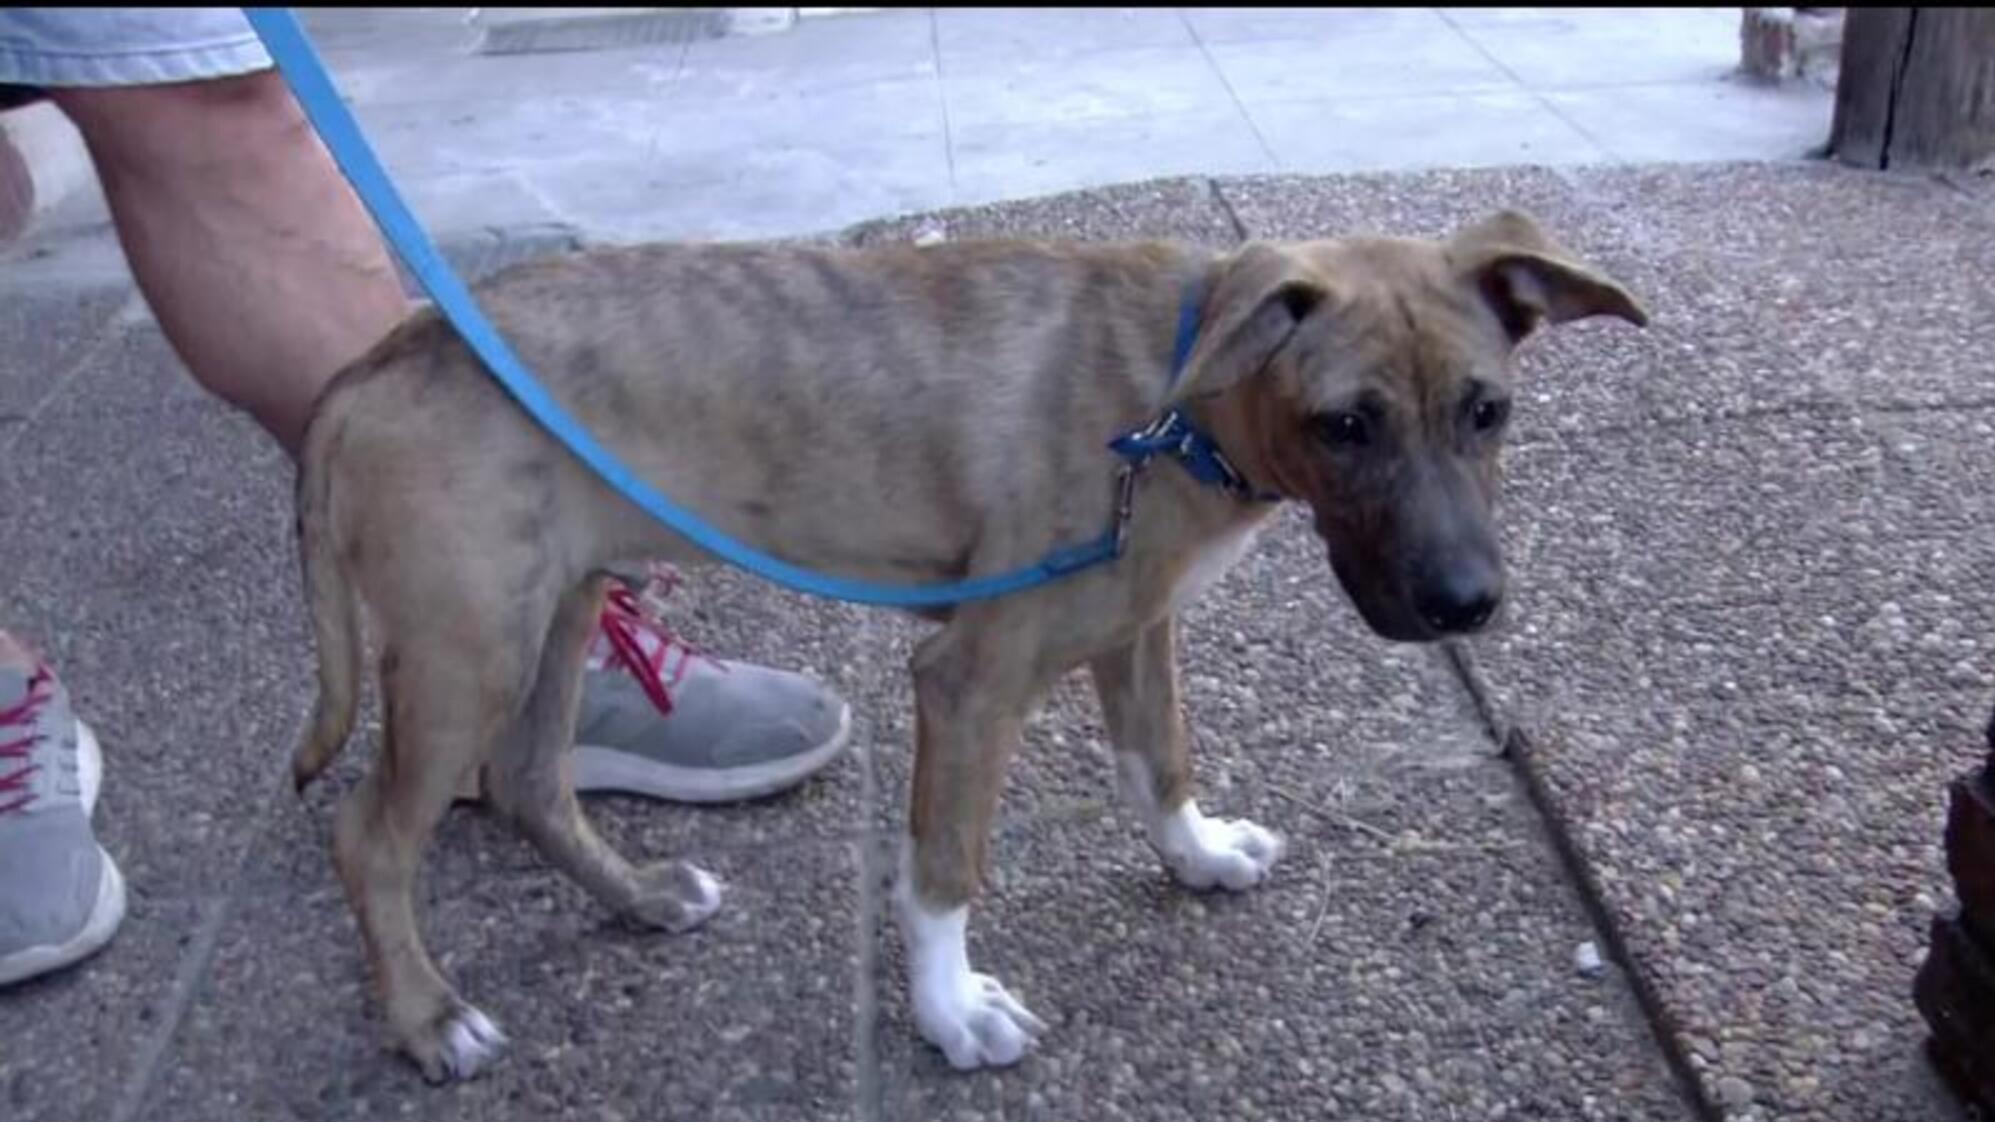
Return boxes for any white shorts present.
[0,8,271,89]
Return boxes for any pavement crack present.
[1511,397,1864,448]
[0,291,134,464]
[1181,11,1279,171]
[105,737,302,1122]
[1511,395,1995,456]
[1207,178,1250,245]
[853,750,885,1120]
[1440,641,1503,746]
[1866,396,1995,416]
[1438,650,1724,1122]
[928,8,957,204]
[1439,8,1618,165]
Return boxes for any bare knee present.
[52,71,311,175]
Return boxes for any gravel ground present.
[1212,159,1990,1122]
[6,158,1985,1120]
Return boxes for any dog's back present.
[309,239,1206,585]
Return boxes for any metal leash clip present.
[1110,459,1144,558]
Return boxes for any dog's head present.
[1174,210,1647,642]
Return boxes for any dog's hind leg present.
[333,615,529,1084]
[1087,616,1283,891]
[484,573,722,934]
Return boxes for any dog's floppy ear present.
[1170,242,1329,403]
[1449,209,1649,344]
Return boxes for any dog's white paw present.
[899,884,1047,1071]
[626,860,726,933]
[435,1006,508,1083]
[677,865,724,928]
[915,970,1048,1071]
[1154,802,1284,891]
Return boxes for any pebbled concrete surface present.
[0,7,1981,1122]
[0,285,128,424]
[1223,162,1991,1122]
[868,508,1688,1122]
[2,170,1704,1121]
[150,844,866,1122]
[17,157,1987,1120]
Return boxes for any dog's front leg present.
[898,624,1047,1071]
[1088,616,1284,890]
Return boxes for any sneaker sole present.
[0,843,128,987]
[571,702,853,804]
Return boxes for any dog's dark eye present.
[1471,398,1511,433]
[1311,411,1370,448]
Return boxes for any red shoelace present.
[595,568,722,718]
[0,580,704,813]
[0,665,53,814]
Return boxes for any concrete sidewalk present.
[1,8,1979,1122]
[3,7,1830,283]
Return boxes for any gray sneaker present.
[0,662,127,987]
[571,575,852,804]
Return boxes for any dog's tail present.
[291,412,361,796]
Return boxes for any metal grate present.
[473,8,731,56]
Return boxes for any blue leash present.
[243,8,1229,609]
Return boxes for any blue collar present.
[1106,277,1284,504]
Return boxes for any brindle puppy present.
[289,209,1646,1081]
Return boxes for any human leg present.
[2,12,852,992]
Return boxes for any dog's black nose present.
[1415,566,1501,634]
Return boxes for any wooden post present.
[1913,705,1995,1111]
[1829,8,1995,171]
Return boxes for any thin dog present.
[290,209,1647,1081]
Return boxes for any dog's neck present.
[1139,255,1289,508]
[1175,391,1288,506]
